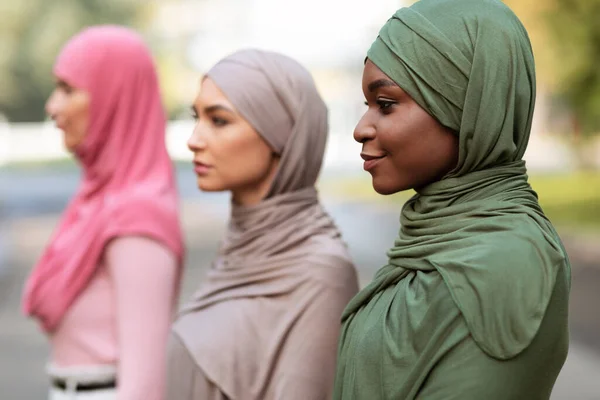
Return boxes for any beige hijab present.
[172,49,358,399]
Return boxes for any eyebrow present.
[55,79,72,90]
[191,104,236,116]
[204,104,235,114]
[368,79,398,92]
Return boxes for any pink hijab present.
[22,26,184,333]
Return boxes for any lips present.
[193,161,212,176]
[360,152,385,172]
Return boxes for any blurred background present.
[1,0,599,398]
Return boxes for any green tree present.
[545,0,600,137]
[0,0,147,122]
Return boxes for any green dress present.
[334,0,571,398]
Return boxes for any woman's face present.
[354,60,459,195]
[188,77,279,205]
[45,78,90,152]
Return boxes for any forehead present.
[195,77,233,105]
[363,59,387,80]
[362,60,402,95]
[362,60,398,87]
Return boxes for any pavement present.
[1,167,599,399]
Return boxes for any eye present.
[212,117,228,127]
[57,81,73,95]
[376,98,396,113]
[189,105,199,120]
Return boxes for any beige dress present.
[167,335,227,400]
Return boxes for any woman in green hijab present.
[334,0,570,398]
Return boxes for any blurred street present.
[1,166,599,399]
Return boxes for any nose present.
[45,89,61,120]
[353,111,376,144]
[187,122,207,153]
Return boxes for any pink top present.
[51,264,117,366]
[51,237,178,400]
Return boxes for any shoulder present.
[480,216,566,266]
[168,331,197,366]
[436,214,567,271]
[104,236,178,274]
[300,254,359,298]
[105,236,176,258]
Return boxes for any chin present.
[196,178,224,193]
[63,140,76,153]
[371,178,405,196]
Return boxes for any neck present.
[232,187,267,206]
[232,157,280,206]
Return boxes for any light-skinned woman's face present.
[354,59,459,195]
[188,77,279,206]
[45,78,90,152]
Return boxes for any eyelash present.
[57,83,73,95]
[190,111,228,127]
[364,99,396,113]
[212,117,228,127]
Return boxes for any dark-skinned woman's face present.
[354,59,459,194]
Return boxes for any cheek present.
[205,130,273,189]
[226,139,272,181]
[369,110,442,193]
[64,97,90,142]
[72,102,90,133]
[375,116,412,154]
[380,106,439,158]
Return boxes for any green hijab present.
[342,0,569,361]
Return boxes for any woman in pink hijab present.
[22,26,184,400]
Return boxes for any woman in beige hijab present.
[167,49,359,399]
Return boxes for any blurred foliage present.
[544,0,600,136]
[505,0,600,137]
[503,0,555,89]
[532,172,600,230]
[0,0,152,122]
